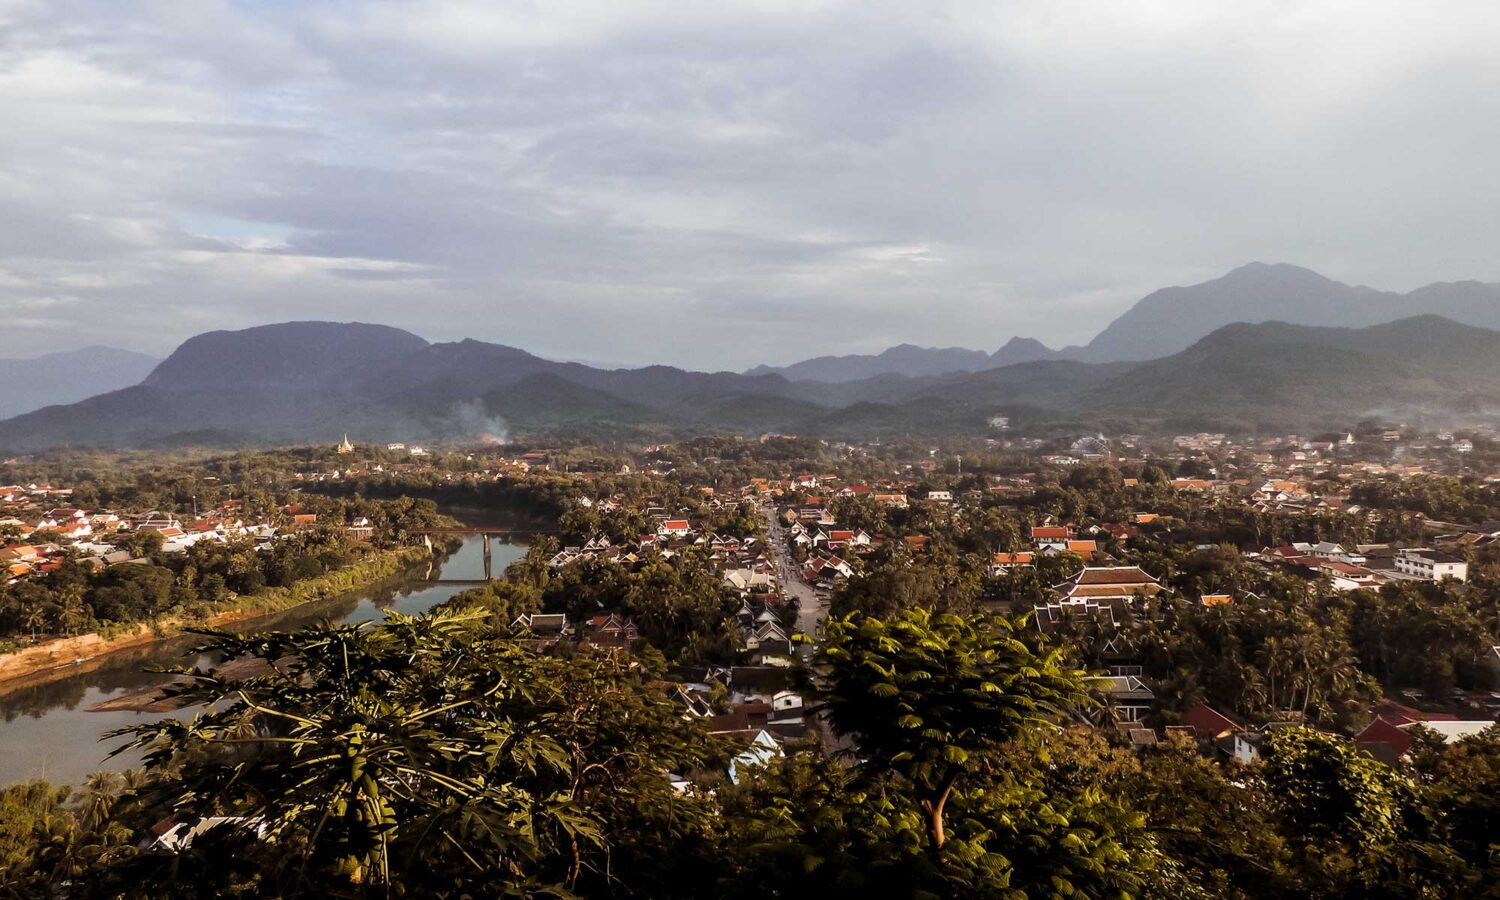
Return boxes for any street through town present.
[762,502,823,647]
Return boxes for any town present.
[5,423,1498,778]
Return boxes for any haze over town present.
[4,1,1500,367]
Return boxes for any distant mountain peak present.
[0,346,162,419]
[1219,261,1337,284]
[990,336,1059,367]
[144,321,429,390]
[1079,263,1500,362]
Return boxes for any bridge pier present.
[482,533,493,581]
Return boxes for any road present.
[762,502,854,757]
[762,502,825,650]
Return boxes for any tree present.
[804,608,1093,852]
[1262,728,1411,891]
[445,579,542,624]
[99,611,716,896]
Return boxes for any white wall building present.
[1394,548,1468,582]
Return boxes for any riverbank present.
[0,546,432,691]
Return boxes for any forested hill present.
[3,316,1500,450]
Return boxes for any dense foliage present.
[2,609,1497,897]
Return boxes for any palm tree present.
[23,604,47,642]
[56,586,89,636]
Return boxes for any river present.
[0,521,531,787]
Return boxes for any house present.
[55,520,93,539]
[510,613,571,639]
[817,529,871,551]
[805,555,853,582]
[657,519,693,538]
[769,690,805,724]
[727,730,783,785]
[0,545,42,565]
[710,701,772,735]
[1316,560,1384,591]
[1310,541,1363,563]
[1357,716,1496,758]
[585,613,639,649]
[1095,675,1154,723]
[723,568,774,593]
[1394,548,1468,582]
[1031,525,1072,550]
[1053,567,1162,604]
[990,551,1035,575]
[1180,703,1240,741]
[1224,731,1265,764]
[1033,567,1162,635]
[1031,598,1121,634]
[745,620,792,656]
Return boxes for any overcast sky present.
[2,1,1498,369]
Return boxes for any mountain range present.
[4,262,1500,449]
[748,262,1500,381]
[0,347,161,420]
[2,312,1499,451]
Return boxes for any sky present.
[1,1,1498,370]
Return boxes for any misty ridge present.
[4,262,1500,451]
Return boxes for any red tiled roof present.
[1182,703,1239,739]
[1356,717,1412,757]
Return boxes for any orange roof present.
[1071,566,1159,586]
[1065,540,1097,554]
[992,552,1034,565]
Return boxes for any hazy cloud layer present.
[2,1,1498,368]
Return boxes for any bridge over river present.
[416,527,558,582]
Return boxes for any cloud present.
[1,1,1498,367]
